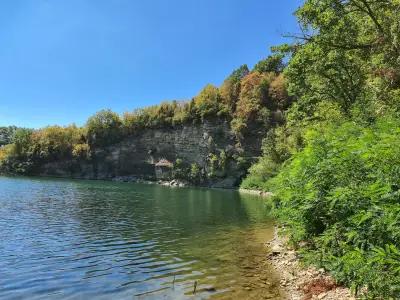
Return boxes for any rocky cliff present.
[36,118,267,188]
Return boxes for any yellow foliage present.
[268,74,290,109]
[30,125,86,158]
[72,143,90,158]
[0,144,14,162]
[194,84,226,118]
[235,72,273,121]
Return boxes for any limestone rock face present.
[37,118,266,188]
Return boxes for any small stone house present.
[155,159,173,180]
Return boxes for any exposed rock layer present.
[36,119,266,188]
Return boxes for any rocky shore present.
[112,175,189,187]
[266,227,355,300]
[238,188,274,197]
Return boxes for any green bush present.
[268,118,400,298]
[242,101,345,191]
[189,163,202,183]
[240,156,279,191]
[172,158,187,179]
[207,153,219,178]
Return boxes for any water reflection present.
[0,176,283,299]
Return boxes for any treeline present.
[0,55,291,173]
[242,0,400,297]
[89,56,289,146]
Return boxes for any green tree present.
[253,54,285,74]
[12,128,34,157]
[194,84,226,119]
[282,0,400,117]
[86,109,122,147]
[0,126,18,146]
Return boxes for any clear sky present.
[0,0,302,128]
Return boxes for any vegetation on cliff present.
[242,0,400,297]
[0,55,290,180]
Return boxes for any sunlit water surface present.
[0,176,283,299]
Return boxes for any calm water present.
[0,176,283,299]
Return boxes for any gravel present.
[266,227,355,300]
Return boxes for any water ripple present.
[0,176,282,299]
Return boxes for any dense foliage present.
[242,0,400,297]
[0,125,87,174]
[269,119,400,298]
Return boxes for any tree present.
[86,109,122,147]
[0,126,18,146]
[220,65,250,113]
[12,128,33,157]
[282,0,400,117]
[231,72,272,135]
[29,125,85,160]
[194,84,226,119]
[253,54,285,74]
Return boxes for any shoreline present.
[1,174,273,193]
[238,188,274,197]
[0,174,201,188]
[266,226,354,300]
[1,174,354,298]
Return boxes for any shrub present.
[172,158,187,179]
[189,163,202,183]
[207,153,219,178]
[240,156,280,191]
[268,118,400,298]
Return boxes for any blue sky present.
[0,0,302,128]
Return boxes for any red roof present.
[155,159,173,167]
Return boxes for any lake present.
[0,176,283,299]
